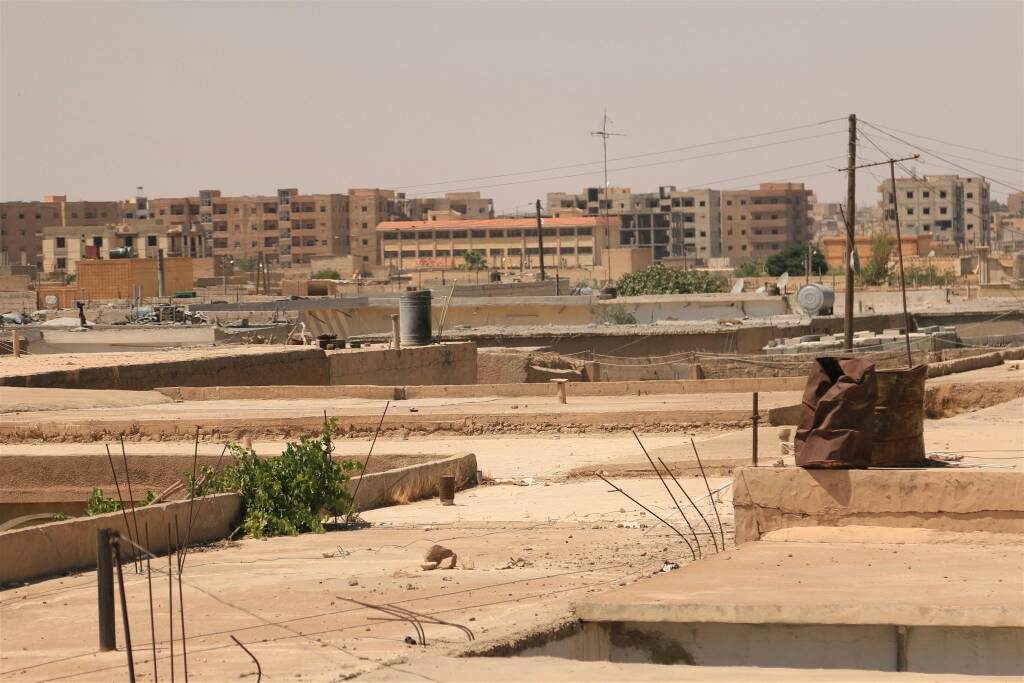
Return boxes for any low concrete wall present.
[349,453,477,511]
[156,376,806,402]
[606,293,790,324]
[0,343,478,390]
[0,493,241,585]
[927,347,1024,378]
[328,342,475,386]
[733,468,1024,544]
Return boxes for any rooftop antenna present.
[591,110,625,283]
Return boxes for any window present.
[906,191,913,199]
[699,201,705,207]
[362,239,368,245]
[361,206,368,212]
[940,207,947,215]
[923,192,930,198]
[907,208,914,215]
[361,222,368,229]
[741,245,747,251]
[966,207,974,214]
[966,192,973,199]
[939,191,947,199]
[923,208,930,215]
[93,236,103,247]
[56,237,66,248]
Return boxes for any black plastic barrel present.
[399,290,432,346]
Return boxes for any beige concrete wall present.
[349,453,476,511]
[0,493,241,584]
[327,342,476,385]
[733,468,1024,544]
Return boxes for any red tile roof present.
[375,216,615,232]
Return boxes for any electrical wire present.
[861,120,1023,193]
[394,117,848,190]
[857,122,1024,163]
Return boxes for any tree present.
[765,244,828,277]
[312,268,341,280]
[615,263,727,296]
[461,251,487,270]
[733,261,764,277]
[857,232,893,286]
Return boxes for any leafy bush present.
[85,488,156,516]
[456,251,487,271]
[198,419,358,537]
[312,268,341,280]
[899,264,957,287]
[765,244,828,277]
[233,257,257,272]
[733,261,764,277]
[616,264,727,296]
[857,232,893,286]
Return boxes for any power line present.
[861,120,1023,193]
[395,117,847,190]
[860,121,1024,163]
[406,129,846,197]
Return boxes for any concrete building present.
[1007,191,1024,216]
[0,196,121,268]
[991,212,1024,249]
[876,175,991,248]
[376,216,618,270]
[547,186,720,264]
[40,218,195,275]
[150,188,349,267]
[348,189,401,271]
[400,192,493,222]
[719,183,813,265]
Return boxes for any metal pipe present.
[97,528,116,651]
[112,534,137,682]
[145,524,158,683]
[166,524,175,683]
[230,636,262,683]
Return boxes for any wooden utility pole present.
[535,199,546,281]
[844,114,857,351]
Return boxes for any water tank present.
[796,283,835,316]
[399,290,432,346]
[109,246,133,259]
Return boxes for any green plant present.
[899,264,956,287]
[84,488,155,516]
[765,244,828,277]
[52,512,70,521]
[615,263,727,296]
[733,261,764,277]
[64,273,77,284]
[312,268,341,280]
[199,419,358,537]
[857,232,893,286]
[233,257,257,272]
[595,304,637,325]
[458,251,487,271]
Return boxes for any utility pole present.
[843,114,857,351]
[535,199,546,281]
[591,111,625,284]
[839,152,920,361]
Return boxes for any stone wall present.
[328,342,475,385]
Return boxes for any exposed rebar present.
[632,430,701,558]
[144,524,158,683]
[345,401,390,527]
[690,437,726,550]
[657,457,720,553]
[119,435,143,573]
[229,635,262,682]
[596,473,696,560]
[112,535,137,683]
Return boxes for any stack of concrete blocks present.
[763,326,958,354]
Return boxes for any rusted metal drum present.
[438,475,455,505]
[871,364,927,466]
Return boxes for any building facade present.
[719,183,813,264]
[1007,191,1024,217]
[547,186,720,263]
[376,216,618,270]
[1,196,121,268]
[876,175,991,248]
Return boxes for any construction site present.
[1,269,1022,683]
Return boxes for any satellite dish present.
[776,272,790,291]
[731,278,745,294]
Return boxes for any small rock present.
[437,555,457,570]
[424,544,455,563]
[347,578,359,586]
[460,557,475,570]
[420,561,439,571]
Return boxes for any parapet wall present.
[733,468,1024,544]
[0,343,477,390]
[0,493,241,585]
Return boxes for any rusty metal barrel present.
[871,364,927,466]
[438,475,455,505]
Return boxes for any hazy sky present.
[2,1,1022,210]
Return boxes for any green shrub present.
[765,244,828,277]
[733,261,764,277]
[857,232,893,286]
[898,264,957,287]
[197,419,358,537]
[84,488,155,516]
[616,264,727,296]
[312,268,341,280]
[595,304,637,325]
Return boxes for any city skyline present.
[2,1,1022,210]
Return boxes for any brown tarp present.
[795,357,878,468]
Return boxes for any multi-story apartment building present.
[400,192,493,222]
[719,183,813,264]
[1008,191,1024,216]
[1,196,121,268]
[376,216,618,271]
[149,188,348,266]
[348,189,401,270]
[876,175,990,248]
[547,186,720,263]
[41,218,195,275]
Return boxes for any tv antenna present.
[590,111,626,282]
